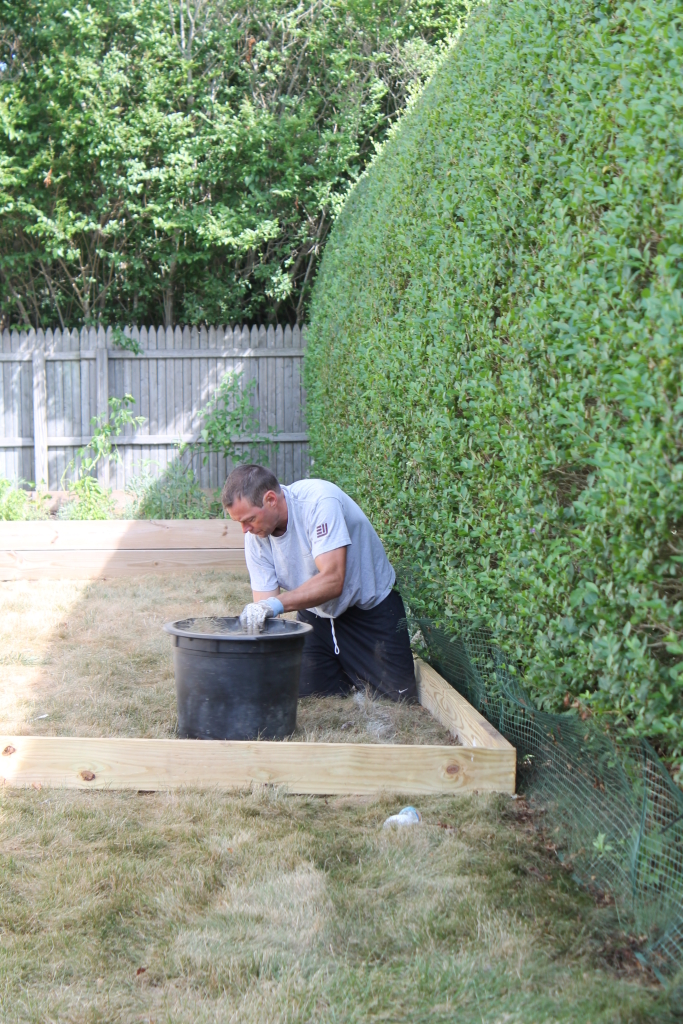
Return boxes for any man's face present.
[226,491,281,537]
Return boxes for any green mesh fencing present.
[408,613,683,981]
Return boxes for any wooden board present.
[0,519,244,550]
[0,735,515,795]
[0,519,248,578]
[0,548,247,580]
[415,659,514,751]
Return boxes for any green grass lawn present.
[0,788,674,1023]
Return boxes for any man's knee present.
[298,662,354,698]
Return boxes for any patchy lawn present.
[0,788,672,1023]
[0,575,675,1021]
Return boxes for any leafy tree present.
[0,0,468,329]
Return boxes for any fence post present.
[96,331,109,487]
[32,334,48,489]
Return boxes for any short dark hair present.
[222,464,281,508]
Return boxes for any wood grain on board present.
[0,519,248,577]
[0,547,247,579]
[0,735,516,795]
[0,519,244,550]
[415,659,514,752]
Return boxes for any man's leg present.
[296,608,355,697]
[333,590,417,702]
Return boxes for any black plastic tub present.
[163,616,313,740]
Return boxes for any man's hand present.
[239,596,284,633]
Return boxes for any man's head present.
[222,464,287,537]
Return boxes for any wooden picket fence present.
[0,323,309,490]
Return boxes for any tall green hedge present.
[305,0,683,771]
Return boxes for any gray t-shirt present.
[244,479,396,618]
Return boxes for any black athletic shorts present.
[296,589,417,702]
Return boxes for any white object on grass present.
[383,806,422,828]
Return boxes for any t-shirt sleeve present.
[309,497,352,559]
[244,535,279,593]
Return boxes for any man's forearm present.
[279,571,344,613]
[251,547,347,614]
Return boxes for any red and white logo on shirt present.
[316,523,328,538]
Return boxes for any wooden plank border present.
[0,523,516,794]
[0,519,249,579]
[0,661,516,795]
[0,520,245,550]
[0,549,248,579]
[416,660,514,751]
[0,735,514,795]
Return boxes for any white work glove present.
[239,597,285,633]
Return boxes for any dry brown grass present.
[294,691,457,745]
[0,572,252,737]
[0,574,454,743]
[0,787,671,1024]
[0,576,674,1022]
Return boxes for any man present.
[222,464,417,701]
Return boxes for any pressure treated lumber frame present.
[0,661,515,795]
[0,520,248,579]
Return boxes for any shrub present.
[56,394,144,520]
[182,368,277,469]
[305,0,683,769]
[57,478,116,520]
[125,461,211,520]
[0,479,49,520]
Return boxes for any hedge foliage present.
[305,0,683,769]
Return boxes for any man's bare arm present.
[252,547,347,612]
